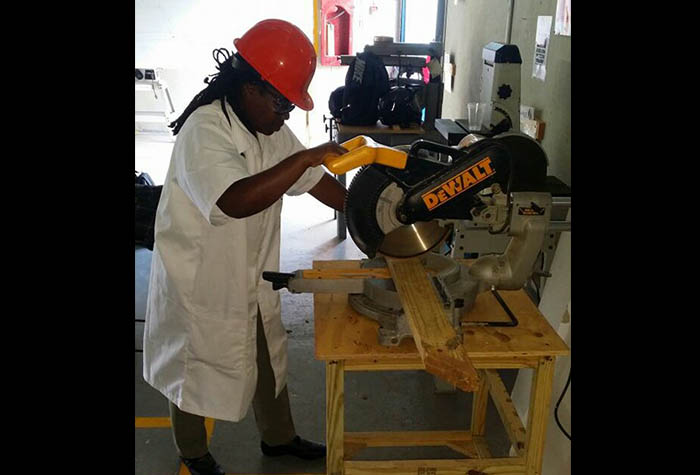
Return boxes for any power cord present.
[528,250,570,441]
[554,367,571,440]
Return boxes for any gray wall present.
[443,6,571,473]
[442,0,570,186]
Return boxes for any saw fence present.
[314,259,569,475]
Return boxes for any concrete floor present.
[135,132,517,474]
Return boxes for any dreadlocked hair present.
[168,48,263,135]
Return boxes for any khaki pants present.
[169,309,296,458]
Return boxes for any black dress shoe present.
[261,435,326,460]
[180,452,225,475]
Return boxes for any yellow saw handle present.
[323,135,407,174]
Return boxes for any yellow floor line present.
[205,417,215,443]
[135,417,171,428]
[135,416,216,432]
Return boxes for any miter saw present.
[264,132,552,346]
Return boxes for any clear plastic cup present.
[477,102,492,129]
[467,102,479,130]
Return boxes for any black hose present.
[554,368,571,440]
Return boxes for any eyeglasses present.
[262,82,295,115]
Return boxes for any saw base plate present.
[348,253,479,346]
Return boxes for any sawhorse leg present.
[470,369,492,458]
[326,360,344,475]
[525,357,555,475]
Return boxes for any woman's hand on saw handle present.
[301,142,348,168]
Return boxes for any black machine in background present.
[339,38,445,130]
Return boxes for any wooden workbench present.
[313,260,569,475]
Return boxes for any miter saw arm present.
[399,137,550,223]
[344,133,549,258]
[396,139,515,223]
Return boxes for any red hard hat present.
[234,19,316,111]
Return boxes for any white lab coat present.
[142,99,324,422]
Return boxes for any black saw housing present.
[344,134,549,257]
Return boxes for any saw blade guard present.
[343,133,548,259]
[345,164,450,258]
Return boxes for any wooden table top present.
[313,260,570,362]
[337,122,425,135]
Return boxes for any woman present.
[142,19,347,475]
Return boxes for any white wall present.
[441,0,571,186]
[135,0,415,148]
[135,0,319,144]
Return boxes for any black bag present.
[378,84,423,128]
[135,171,162,250]
[328,86,345,119]
[135,170,155,187]
[332,52,390,126]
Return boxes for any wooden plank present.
[302,268,392,280]
[525,357,555,475]
[470,370,490,437]
[468,359,539,369]
[302,264,442,280]
[327,361,345,475]
[484,370,527,457]
[473,435,493,459]
[385,257,480,392]
[343,357,539,371]
[345,430,472,447]
[337,121,425,135]
[344,431,481,458]
[313,260,569,361]
[345,358,425,371]
[444,441,479,458]
[344,441,367,461]
[345,458,526,475]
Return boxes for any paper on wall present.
[533,16,552,81]
[555,0,571,36]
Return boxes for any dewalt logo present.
[421,157,495,211]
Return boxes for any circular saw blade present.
[345,165,449,258]
[378,221,449,258]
